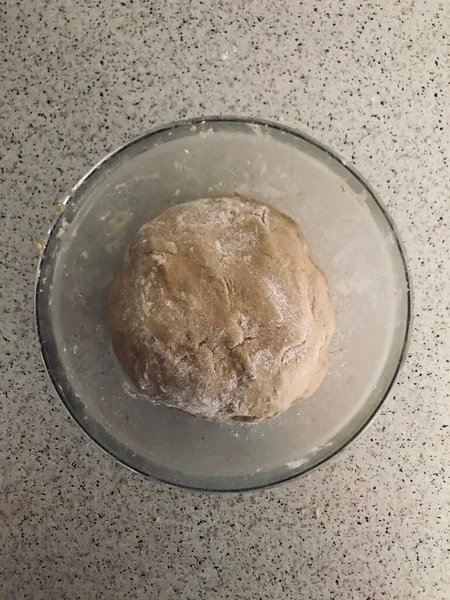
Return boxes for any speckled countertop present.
[1,1,449,598]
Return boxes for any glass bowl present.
[35,117,411,492]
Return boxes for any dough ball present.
[108,196,334,421]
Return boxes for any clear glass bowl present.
[35,117,411,491]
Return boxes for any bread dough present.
[108,197,334,421]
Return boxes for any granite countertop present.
[2,1,449,598]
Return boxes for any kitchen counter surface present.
[1,1,449,598]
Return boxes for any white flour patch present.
[286,458,309,469]
[264,277,290,321]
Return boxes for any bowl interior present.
[37,119,410,491]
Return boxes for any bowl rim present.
[35,115,413,492]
